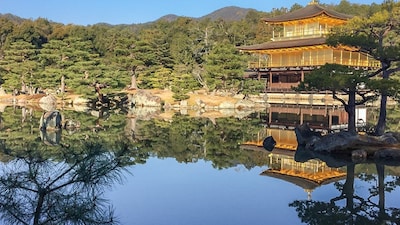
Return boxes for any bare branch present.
[387,66,400,75]
[367,67,384,78]
[332,90,347,107]
[356,90,378,105]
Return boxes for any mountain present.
[1,6,254,28]
[200,6,253,21]
[156,6,254,22]
[0,13,25,24]
[157,14,183,22]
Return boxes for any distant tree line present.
[0,0,392,100]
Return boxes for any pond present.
[0,104,399,225]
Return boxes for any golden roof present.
[262,3,352,24]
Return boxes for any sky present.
[0,0,382,26]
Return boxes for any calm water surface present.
[0,104,399,225]
[106,157,400,225]
[107,157,305,225]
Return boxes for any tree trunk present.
[375,69,389,135]
[375,94,387,135]
[130,73,137,89]
[344,164,355,210]
[21,81,27,94]
[33,191,46,225]
[376,164,385,217]
[61,75,65,93]
[347,90,356,133]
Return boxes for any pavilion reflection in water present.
[260,151,346,200]
[243,105,365,199]
[246,104,367,150]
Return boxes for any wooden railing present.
[272,29,329,41]
[248,58,380,69]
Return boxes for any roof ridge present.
[262,4,352,23]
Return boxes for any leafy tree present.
[132,24,173,89]
[171,72,198,101]
[0,17,15,53]
[7,19,50,48]
[296,64,379,133]
[289,3,303,12]
[327,1,400,135]
[93,26,137,89]
[204,42,247,92]
[168,17,197,67]
[0,40,39,93]
[39,37,103,95]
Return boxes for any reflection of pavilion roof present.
[262,3,352,24]
[261,169,346,190]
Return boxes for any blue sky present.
[0,0,382,25]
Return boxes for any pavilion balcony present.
[271,28,330,41]
[247,50,380,70]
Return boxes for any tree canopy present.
[326,0,400,135]
[0,1,384,100]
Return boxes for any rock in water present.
[39,110,62,130]
[263,136,276,151]
[39,94,57,111]
[294,123,322,146]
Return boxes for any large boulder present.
[39,94,57,111]
[39,110,62,131]
[294,123,400,160]
[294,123,322,146]
[295,123,372,152]
[129,90,161,107]
[263,136,276,151]
[307,131,359,152]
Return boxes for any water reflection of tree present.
[289,162,400,224]
[1,105,267,170]
[0,139,134,225]
[135,114,265,169]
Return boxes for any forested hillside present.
[0,1,385,100]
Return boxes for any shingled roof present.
[262,3,352,23]
[237,37,326,51]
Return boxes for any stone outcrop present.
[39,110,62,131]
[39,94,57,111]
[294,123,400,161]
[263,136,276,151]
[128,90,162,107]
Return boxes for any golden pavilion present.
[238,0,380,92]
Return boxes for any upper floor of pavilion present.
[265,0,352,41]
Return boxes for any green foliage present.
[296,63,379,132]
[327,2,400,134]
[328,3,400,69]
[241,79,265,95]
[297,64,364,92]
[171,71,201,101]
[0,40,39,91]
[0,2,389,96]
[204,42,247,91]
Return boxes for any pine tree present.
[0,40,39,93]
